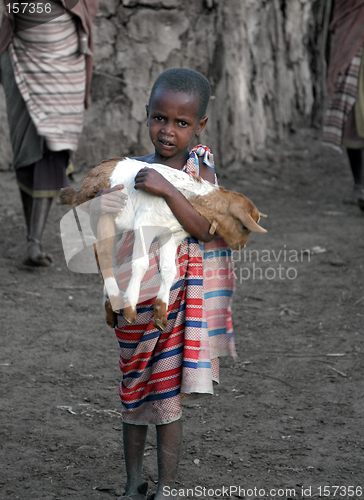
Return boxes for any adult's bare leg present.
[23,197,53,266]
[19,188,33,234]
[3,188,33,258]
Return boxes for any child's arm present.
[134,167,215,242]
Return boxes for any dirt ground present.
[1,128,364,500]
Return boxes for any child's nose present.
[161,122,173,135]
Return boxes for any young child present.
[99,68,236,500]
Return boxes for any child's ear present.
[195,116,208,137]
[145,104,149,126]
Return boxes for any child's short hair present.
[149,68,211,119]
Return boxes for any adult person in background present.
[323,0,364,211]
[0,0,98,265]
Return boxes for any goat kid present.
[60,158,267,331]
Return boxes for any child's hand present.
[91,185,127,214]
[134,167,174,198]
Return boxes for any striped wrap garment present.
[7,3,86,152]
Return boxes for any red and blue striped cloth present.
[114,145,236,425]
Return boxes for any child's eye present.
[154,116,164,122]
[179,121,188,127]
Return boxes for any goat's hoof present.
[153,299,167,332]
[105,310,118,328]
[153,318,167,332]
[123,305,137,324]
[106,317,117,328]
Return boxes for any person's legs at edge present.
[350,148,364,210]
[347,148,363,184]
[344,148,363,204]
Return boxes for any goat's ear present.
[209,220,218,235]
[230,205,267,233]
[259,212,267,218]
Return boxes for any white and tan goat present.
[60,158,266,330]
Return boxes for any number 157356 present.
[6,3,52,14]
[318,486,363,497]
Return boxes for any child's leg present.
[123,422,148,495]
[155,418,182,500]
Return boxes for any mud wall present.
[0,0,328,172]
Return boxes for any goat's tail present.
[60,187,80,206]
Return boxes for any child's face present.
[146,88,207,165]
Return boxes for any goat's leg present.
[96,214,123,313]
[94,244,117,328]
[123,227,156,324]
[153,235,179,332]
[104,296,118,328]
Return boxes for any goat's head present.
[197,187,267,250]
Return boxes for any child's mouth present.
[159,137,175,147]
